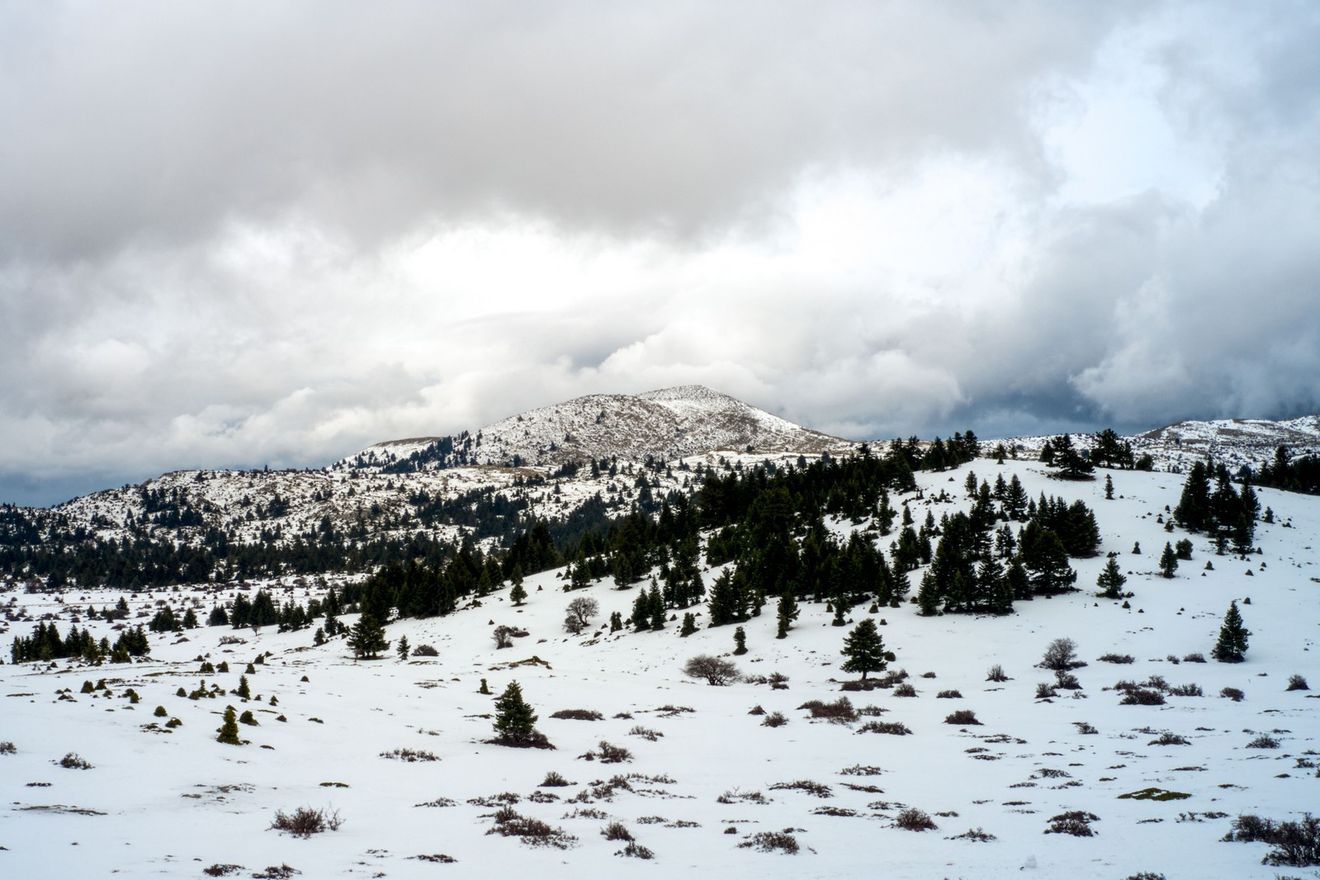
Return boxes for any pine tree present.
[680,613,697,637]
[648,585,666,631]
[1159,543,1178,578]
[732,626,748,655]
[509,581,527,606]
[609,611,623,633]
[492,681,539,744]
[396,635,410,661]
[775,590,798,639]
[917,570,940,616]
[1104,474,1114,500]
[1096,556,1127,598]
[236,675,251,700]
[840,619,891,680]
[1211,601,1250,663]
[217,705,241,745]
[347,614,389,659]
[631,591,650,632]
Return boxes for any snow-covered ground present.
[2,459,1317,878]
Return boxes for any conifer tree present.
[609,611,623,633]
[236,675,251,700]
[396,635,410,661]
[347,614,389,659]
[840,618,892,680]
[509,580,527,606]
[1211,601,1250,663]
[217,705,241,745]
[917,570,940,616]
[732,625,748,655]
[1159,543,1178,578]
[492,681,539,744]
[631,591,650,632]
[680,613,697,637]
[648,585,666,630]
[776,590,798,639]
[1104,474,1114,500]
[1096,556,1127,598]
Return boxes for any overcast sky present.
[3,1,1319,506]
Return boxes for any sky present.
[3,1,1319,507]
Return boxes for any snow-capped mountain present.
[341,384,850,472]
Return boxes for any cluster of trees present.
[1038,430,1153,476]
[1174,461,1258,554]
[1254,446,1320,496]
[10,622,149,664]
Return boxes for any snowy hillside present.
[344,384,851,472]
[2,458,1317,878]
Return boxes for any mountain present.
[1001,414,1320,474]
[340,384,850,472]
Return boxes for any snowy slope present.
[3,459,1317,879]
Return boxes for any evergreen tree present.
[509,580,527,606]
[680,612,697,637]
[1175,461,1212,531]
[1104,474,1114,500]
[609,611,623,633]
[840,618,891,680]
[397,635,410,661]
[648,584,666,631]
[631,591,650,632]
[1211,601,1250,663]
[492,680,539,744]
[917,570,940,616]
[776,590,798,639]
[1096,556,1127,598]
[732,625,748,655]
[347,614,389,659]
[217,705,241,745]
[1159,543,1178,578]
[236,675,251,700]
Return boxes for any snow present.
[3,459,1317,878]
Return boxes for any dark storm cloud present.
[2,1,1319,506]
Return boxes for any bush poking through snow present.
[1286,674,1310,692]
[944,709,981,726]
[948,827,996,842]
[769,779,832,798]
[380,748,440,762]
[857,720,912,736]
[1222,813,1320,867]
[1120,688,1165,706]
[894,808,938,831]
[1045,811,1100,836]
[986,664,1009,682]
[1041,638,1085,671]
[550,709,604,721]
[762,712,788,727]
[738,830,800,854]
[0,741,16,755]
[411,644,438,657]
[581,741,632,764]
[628,725,662,741]
[936,689,963,699]
[601,821,633,841]
[798,697,858,723]
[539,771,572,787]
[617,841,655,859]
[269,806,342,838]
[1220,687,1245,702]
[486,806,577,849]
[1148,732,1190,746]
[1246,734,1280,749]
[56,752,92,769]
[683,655,739,686]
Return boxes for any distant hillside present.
[339,384,851,472]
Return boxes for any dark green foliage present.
[1041,434,1094,479]
[1212,601,1249,663]
[217,705,241,745]
[776,590,798,639]
[1256,445,1320,495]
[841,618,891,680]
[396,635,410,661]
[1159,543,1178,578]
[732,625,747,655]
[680,612,696,636]
[347,614,389,659]
[236,675,251,700]
[492,681,541,745]
[1096,556,1127,598]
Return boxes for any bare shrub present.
[628,725,662,741]
[1041,638,1085,671]
[1053,671,1083,690]
[1167,683,1202,696]
[1220,686,1245,702]
[747,704,766,715]
[583,741,632,764]
[1182,652,1206,663]
[493,626,516,649]
[738,830,799,854]
[539,771,572,787]
[936,689,962,699]
[1098,653,1134,664]
[550,709,604,721]
[892,683,918,697]
[1223,813,1320,867]
[1120,688,1165,706]
[857,720,911,735]
[601,821,633,841]
[717,788,770,805]
[1035,682,1057,699]
[1247,734,1280,749]
[761,712,788,727]
[380,748,440,762]
[798,697,858,723]
[949,827,996,842]
[411,644,438,657]
[1073,721,1098,735]
[202,865,243,877]
[985,664,1009,682]
[944,709,981,726]
[269,806,343,838]
[1286,674,1310,692]
[1149,732,1190,746]
[56,752,92,769]
[563,597,599,635]
[683,655,739,686]
[769,779,832,798]
[618,841,655,859]
[839,764,884,776]
[486,806,577,849]
[1045,810,1099,836]
[0,741,16,755]
[894,807,937,831]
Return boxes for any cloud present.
[2,1,1319,505]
